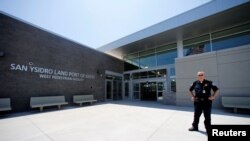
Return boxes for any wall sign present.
[10,62,95,81]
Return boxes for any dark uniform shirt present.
[189,79,218,99]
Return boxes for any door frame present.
[105,70,123,101]
[132,78,167,100]
[105,79,113,101]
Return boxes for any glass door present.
[157,82,166,101]
[124,82,129,99]
[140,82,157,101]
[106,80,113,100]
[113,79,122,100]
[133,83,140,100]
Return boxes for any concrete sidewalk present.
[0,101,249,141]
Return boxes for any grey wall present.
[175,45,250,108]
[0,13,124,112]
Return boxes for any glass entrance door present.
[133,83,140,100]
[105,78,122,101]
[124,82,129,99]
[106,80,113,100]
[131,80,166,101]
[140,82,157,101]
[157,82,166,101]
[113,80,122,100]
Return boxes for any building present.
[98,0,250,108]
[1,0,250,112]
[0,12,124,112]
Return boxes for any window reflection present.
[157,69,167,77]
[130,69,167,80]
[124,44,177,70]
[148,70,157,78]
[156,49,177,65]
[184,42,211,56]
[139,54,156,69]
[212,32,250,51]
[183,23,250,56]
[170,68,175,76]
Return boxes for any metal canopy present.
[101,2,250,59]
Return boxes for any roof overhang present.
[98,0,250,59]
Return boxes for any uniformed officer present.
[188,71,219,133]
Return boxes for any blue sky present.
[0,0,210,49]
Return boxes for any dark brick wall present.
[0,13,124,112]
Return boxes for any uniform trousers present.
[192,98,212,131]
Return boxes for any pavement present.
[0,100,249,141]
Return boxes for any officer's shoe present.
[188,127,198,131]
[206,129,211,135]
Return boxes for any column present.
[177,39,183,58]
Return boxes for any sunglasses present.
[198,74,204,76]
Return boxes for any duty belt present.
[195,97,208,101]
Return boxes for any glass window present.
[212,31,250,51]
[183,34,211,56]
[170,67,175,76]
[212,23,250,39]
[148,70,157,78]
[132,72,140,79]
[157,69,167,77]
[156,49,177,66]
[124,74,130,81]
[157,82,165,91]
[140,71,148,79]
[184,42,211,56]
[124,61,139,71]
[106,75,122,80]
[131,69,167,79]
[124,53,139,71]
[156,43,176,52]
[130,58,140,66]
[171,78,176,92]
[139,54,156,69]
[139,49,155,56]
[157,82,166,101]
[113,76,122,81]
[133,83,140,99]
[133,83,139,91]
[139,49,156,68]
[183,34,210,45]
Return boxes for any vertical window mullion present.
[210,33,213,52]
[155,48,157,66]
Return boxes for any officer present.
[188,71,219,133]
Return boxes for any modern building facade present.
[1,0,250,112]
[0,12,124,112]
[99,0,250,108]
